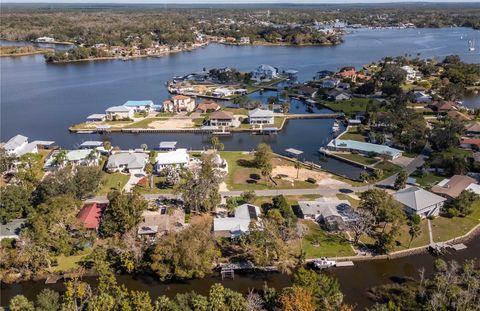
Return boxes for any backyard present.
[322,98,382,116]
[97,172,129,195]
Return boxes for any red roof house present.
[77,202,107,230]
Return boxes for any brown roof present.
[448,110,472,121]
[431,175,477,199]
[430,101,457,111]
[465,122,480,133]
[460,137,480,148]
[209,110,234,120]
[197,101,220,112]
[172,95,191,100]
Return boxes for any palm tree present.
[140,143,148,151]
[86,148,99,165]
[294,160,301,179]
[145,163,154,189]
[210,136,220,150]
[53,150,67,167]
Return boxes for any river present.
[1,237,479,309]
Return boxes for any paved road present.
[376,152,428,187]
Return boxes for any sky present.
[2,0,479,3]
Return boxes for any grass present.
[322,98,381,116]
[50,248,93,273]
[220,151,318,191]
[223,107,249,115]
[393,220,431,251]
[410,170,444,188]
[124,118,157,128]
[98,172,130,195]
[431,201,480,242]
[274,116,286,128]
[339,128,368,142]
[134,176,175,194]
[335,153,378,166]
[440,148,473,159]
[336,193,359,208]
[374,161,403,179]
[299,220,355,258]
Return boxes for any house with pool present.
[326,139,403,160]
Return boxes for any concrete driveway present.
[123,172,146,192]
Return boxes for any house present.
[448,110,471,122]
[316,70,335,80]
[209,111,235,127]
[35,36,55,43]
[460,137,480,150]
[158,141,177,151]
[138,208,185,242]
[248,108,274,125]
[123,100,154,112]
[337,82,351,90]
[213,204,261,238]
[155,148,190,171]
[298,85,317,98]
[414,91,432,103]
[86,114,106,122]
[402,65,420,81]
[327,89,351,101]
[106,152,148,173]
[240,37,250,44]
[431,175,479,200]
[196,101,220,113]
[327,139,403,160]
[105,106,134,120]
[429,101,457,112]
[321,78,340,89]
[0,219,27,241]
[43,149,99,170]
[77,202,107,231]
[251,64,279,82]
[465,122,480,137]
[3,135,31,156]
[298,198,352,231]
[336,68,357,81]
[212,88,233,98]
[393,186,446,218]
[163,95,196,113]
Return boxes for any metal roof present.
[393,186,446,211]
[285,148,304,156]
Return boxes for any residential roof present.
[465,122,480,133]
[214,204,261,234]
[4,134,28,151]
[328,139,402,158]
[430,101,456,111]
[106,152,148,170]
[431,175,478,199]
[209,110,234,120]
[448,110,471,121]
[393,186,446,211]
[66,149,94,161]
[460,137,480,148]
[77,203,106,229]
[155,148,189,166]
[298,198,350,219]
[87,114,106,119]
[196,101,220,112]
[138,209,185,235]
[285,148,304,156]
[249,108,274,118]
[0,219,27,239]
[106,105,132,113]
[123,100,154,107]
[172,95,191,100]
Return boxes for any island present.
[0,45,53,57]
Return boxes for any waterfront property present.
[0,219,26,241]
[213,203,261,238]
[413,91,432,103]
[393,186,447,218]
[77,202,107,231]
[123,100,155,112]
[106,151,149,174]
[86,114,106,122]
[327,89,352,101]
[137,207,185,242]
[248,108,274,125]
[196,101,220,113]
[3,135,55,158]
[154,148,190,171]
[105,105,134,120]
[431,175,479,200]
[44,149,100,170]
[459,137,480,150]
[326,139,403,160]
[465,121,480,137]
[163,95,196,113]
[208,111,235,127]
[298,198,353,231]
[251,64,279,82]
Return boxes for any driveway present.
[123,172,146,192]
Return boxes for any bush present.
[306,177,316,184]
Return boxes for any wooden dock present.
[450,243,467,251]
[335,261,355,267]
[45,275,62,284]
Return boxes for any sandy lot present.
[149,118,194,129]
[272,165,348,186]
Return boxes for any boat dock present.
[335,261,355,267]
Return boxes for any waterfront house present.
[196,101,220,113]
[138,208,185,242]
[106,152,149,174]
[66,149,99,166]
[158,141,177,151]
[393,186,446,218]
[240,37,250,44]
[297,85,318,99]
[402,65,420,81]
[414,91,432,103]
[123,100,154,112]
[155,148,190,172]
[3,134,31,156]
[320,78,340,89]
[86,114,106,122]
[337,82,351,90]
[465,122,480,137]
[0,219,26,241]
[298,198,352,231]
[214,204,261,238]
[209,111,235,127]
[251,64,279,82]
[105,105,134,120]
[327,139,402,160]
[431,175,479,200]
[459,137,480,150]
[77,202,107,231]
[35,36,55,43]
[163,95,196,113]
[429,101,457,112]
[327,89,351,101]
[336,68,357,81]
[248,108,274,125]
[212,88,233,98]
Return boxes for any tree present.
[150,220,219,280]
[99,190,148,237]
[226,196,238,216]
[211,136,221,150]
[0,185,32,223]
[53,150,67,167]
[253,143,273,176]
[372,168,384,181]
[272,195,297,227]
[8,295,34,311]
[407,214,422,248]
[73,166,103,198]
[145,162,154,189]
[394,170,408,190]
[0,148,15,174]
[347,208,374,244]
[429,117,465,151]
[281,101,290,113]
[140,143,148,151]
[444,190,480,217]
[360,171,370,183]
[36,288,61,311]
[102,140,112,150]
[278,286,315,311]
[240,190,256,204]
[294,160,301,179]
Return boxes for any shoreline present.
[0,50,53,57]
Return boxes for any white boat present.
[331,122,340,132]
[468,40,475,52]
[313,257,336,269]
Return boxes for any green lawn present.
[299,220,355,258]
[410,170,445,188]
[339,128,368,142]
[335,153,378,166]
[274,116,286,128]
[220,151,318,191]
[336,193,359,208]
[98,172,130,195]
[322,98,381,116]
[223,107,249,116]
[431,201,480,242]
[373,161,403,179]
[134,176,175,194]
[394,220,431,251]
[51,248,93,273]
[440,148,473,158]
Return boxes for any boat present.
[331,122,340,133]
[468,40,475,52]
[313,257,336,269]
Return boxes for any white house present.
[214,204,261,238]
[123,100,154,112]
[393,186,447,218]
[248,108,274,125]
[251,64,279,82]
[163,95,196,113]
[209,111,235,127]
[298,198,351,231]
[105,106,134,120]
[106,152,149,174]
[155,148,190,171]
[402,65,420,81]
[3,135,30,156]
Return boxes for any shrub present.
[306,177,316,184]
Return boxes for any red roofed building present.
[77,203,107,231]
[460,137,480,150]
